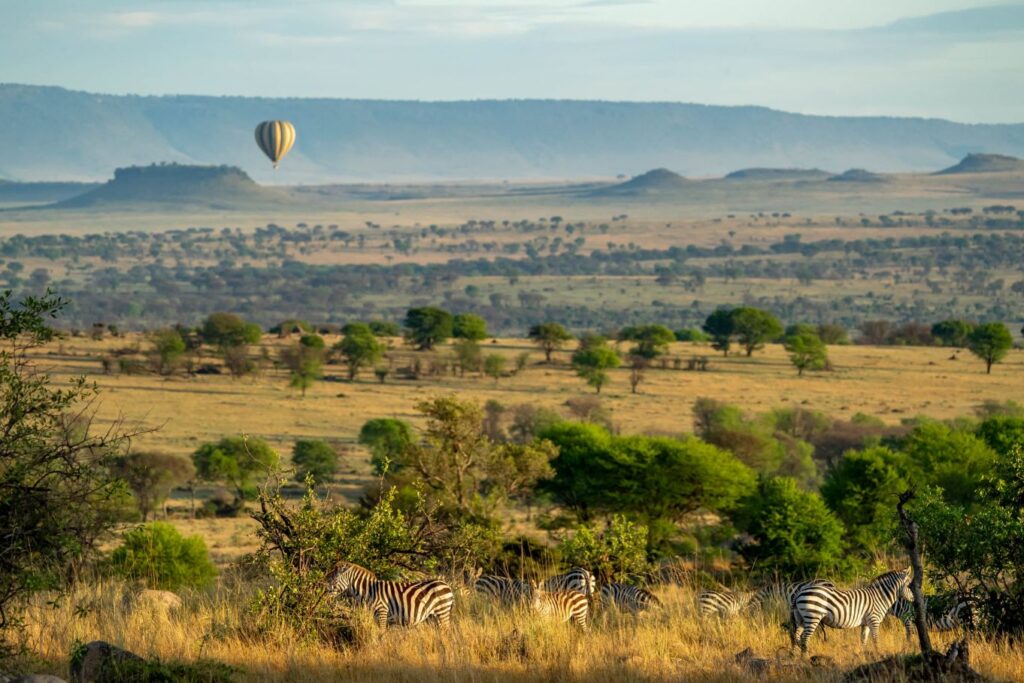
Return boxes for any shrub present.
[559,515,649,582]
[110,522,217,590]
[292,439,338,484]
[192,436,279,502]
[734,476,847,577]
[358,418,415,475]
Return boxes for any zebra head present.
[528,579,545,608]
[325,562,364,599]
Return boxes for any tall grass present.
[15,580,1023,682]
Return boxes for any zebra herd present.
[325,561,968,653]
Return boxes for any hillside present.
[592,168,689,196]
[51,163,289,210]
[2,85,1024,183]
[724,168,830,181]
[828,168,886,183]
[937,153,1024,174]
[0,180,97,205]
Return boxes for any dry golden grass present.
[17,580,1023,682]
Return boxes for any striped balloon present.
[254,120,296,168]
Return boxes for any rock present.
[122,589,182,614]
[12,676,68,683]
[69,641,143,683]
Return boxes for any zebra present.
[543,567,596,598]
[751,579,836,642]
[600,583,662,614]
[791,569,913,653]
[326,560,454,628]
[697,588,757,618]
[530,581,589,630]
[890,596,972,638]
[471,574,533,607]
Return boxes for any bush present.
[674,328,710,342]
[821,446,908,555]
[110,522,217,590]
[193,436,279,501]
[292,439,338,484]
[358,418,415,475]
[559,515,648,582]
[734,476,847,577]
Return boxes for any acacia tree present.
[453,313,488,341]
[967,322,1013,374]
[703,308,735,356]
[111,451,195,520]
[280,334,325,396]
[193,436,279,502]
[149,328,186,375]
[619,324,675,360]
[730,307,783,357]
[528,322,573,363]
[571,341,621,394]
[785,332,828,376]
[0,291,135,634]
[336,323,383,381]
[404,307,453,350]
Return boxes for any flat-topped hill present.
[828,168,886,183]
[53,163,290,209]
[937,153,1024,174]
[593,168,689,196]
[724,168,831,181]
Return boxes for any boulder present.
[69,641,143,683]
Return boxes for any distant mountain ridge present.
[937,153,1024,174]
[2,84,1024,183]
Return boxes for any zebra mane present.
[871,569,909,585]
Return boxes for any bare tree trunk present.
[897,489,933,655]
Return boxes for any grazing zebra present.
[600,583,662,614]
[530,582,589,630]
[543,567,596,597]
[791,569,913,653]
[472,574,532,606]
[326,560,454,628]
[890,596,972,638]
[753,579,836,613]
[697,589,757,618]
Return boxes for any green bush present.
[734,476,847,577]
[110,522,217,590]
[821,446,908,554]
[559,515,648,582]
[358,418,415,475]
[292,439,338,484]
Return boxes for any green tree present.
[453,339,482,375]
[484,354,507,384]
[559,515,649,582]
[111,452,195,521]
[453,313,488,341]
[816,323,850,345]
[539,422,755,551]
[976,416,1024,457]
[110,522,217,590]
[149,328,186,375]
[967,322,1013,374]
[897,421,996,507]
[784,332,828,376]
[368,320,401,337]
[931,319,975,347]
[335,322,384,381]
[821,447,908,555]
[571,341,621,394]
[358,418,415,475]
[0,290,134,633]
[404,306,454,350]
[528,322,573,363]
[192,436,279,502]
[200,312,261,349]
[730,307,783,357]
[619,324,675,360]
[292,439,338,485]
[280,334,325,396]
[702,308,735,356]
[734,476,847,577]
[674,328,710,342]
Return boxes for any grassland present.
[17,580,1024,682]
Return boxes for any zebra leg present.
[798,617,821,655]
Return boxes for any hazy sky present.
[2,0,1023,122]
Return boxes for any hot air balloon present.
[254,120,296,168]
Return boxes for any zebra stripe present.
[326,561,454,629]
[473,575,532,606]
[753,579,835,612]
[543,567,596,597]
[792,569,912,653]
[530,583,589,630]
[364,579,455,628]
[600,583,661,614]
[697,589,756,618]
[325,560,377,599]
[891,596,971,638]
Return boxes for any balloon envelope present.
[254,120,296,168]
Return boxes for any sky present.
[2,0,1023,123]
